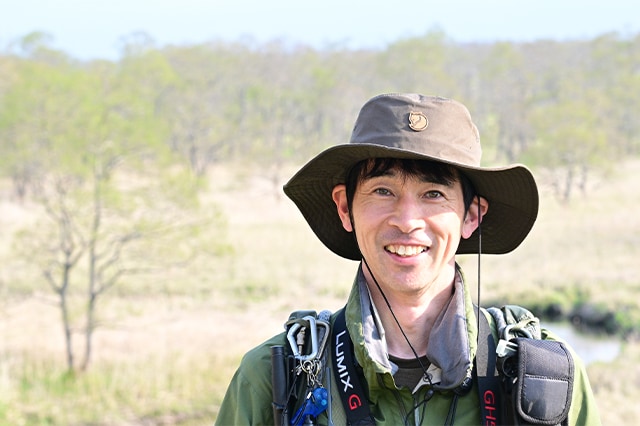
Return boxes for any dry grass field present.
[0,159,639,424]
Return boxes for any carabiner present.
[287,315,320,361]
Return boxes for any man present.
[216,94,600,425]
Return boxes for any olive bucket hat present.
[283,93,539,260]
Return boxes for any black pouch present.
[513,338,574,425]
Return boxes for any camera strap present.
[331,307,375,425]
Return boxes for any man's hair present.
[345,158,477,215]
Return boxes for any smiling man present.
[216,94,600,425]
[332,158,487,362]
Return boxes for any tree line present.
[2,30,640,199]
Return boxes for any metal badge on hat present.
[408,112,429,131]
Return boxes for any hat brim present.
[284,143,539,260]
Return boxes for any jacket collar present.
[345,263,477,392]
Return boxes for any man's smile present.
[384,244,428,257]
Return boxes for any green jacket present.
[216,267,601,425]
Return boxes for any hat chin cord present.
[359,254,437,422]
[361,256,432,380]
[475,195,483,349]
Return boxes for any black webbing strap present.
[331,308,375,425]
[476,308,506,425]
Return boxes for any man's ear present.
[332,184,353,232]
[461,196,489,239]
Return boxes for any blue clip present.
[291,387,328,426]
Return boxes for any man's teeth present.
[385,245,426,256]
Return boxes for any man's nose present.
[387,196,426,233]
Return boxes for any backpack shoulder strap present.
[477,305,574,426]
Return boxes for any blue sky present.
[2,0,638,60]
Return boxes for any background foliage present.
[2,30,640,201]
[0,30,639,424]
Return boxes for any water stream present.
[545,322,621,365]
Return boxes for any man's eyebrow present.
[367,168,457,187]
[418,175,456,186]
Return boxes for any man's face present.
[333,164,481,296]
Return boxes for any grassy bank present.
[0,160,638,424]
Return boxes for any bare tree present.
[3,49,225,372]
[37,175,87,370]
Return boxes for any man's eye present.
[374,188,392,196]
[425,191,443,199]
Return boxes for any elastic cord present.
[444,394,460,426]
[476,195,483,348]
[361,257,432,383]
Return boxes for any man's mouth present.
[385,244,427,257]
